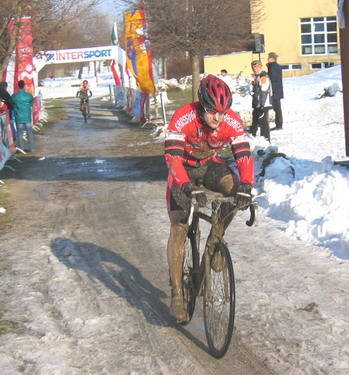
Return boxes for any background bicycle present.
[80,98,89,123]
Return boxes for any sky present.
[98,0,123,19]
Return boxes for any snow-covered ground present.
[232,65,349,260]
[155,65,349,261]
[38,72,115,99]
[41,65,349,261]
[2,65,348,373]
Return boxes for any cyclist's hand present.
[236,183,252,210]
[183,182,208,208]
[192,190,208,207]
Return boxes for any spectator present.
[0,81,14,111]
[11,80,34,152]
[267,52,284,130]
[0,81,16,139]
[218,69,235,94]
[249,60,272,142]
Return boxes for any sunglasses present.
[203,107,226,116]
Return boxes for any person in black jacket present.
[0,81,16,140]
[267,52,284,130]
[0,81,14,112]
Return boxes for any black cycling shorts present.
[169,160,238,212]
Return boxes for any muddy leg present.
[167,211,189,322]
[206,173,237,255]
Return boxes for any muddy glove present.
[183,182,208,208]
[236,183,252,210]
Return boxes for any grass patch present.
[166,87,192,111]
[0,308,20,335]
[0,187,11,231]
[43,98,68,125]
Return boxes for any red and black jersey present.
[164,102,254,188]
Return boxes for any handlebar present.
[188,192,257,227]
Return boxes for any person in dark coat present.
[0,81,14,112]
[0,81,16,140]
[267,52,284,130]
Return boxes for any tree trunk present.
[0,15,21,78]
[191,54,200,102]
[78,65,83,79]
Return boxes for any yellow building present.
[204,0,340,77]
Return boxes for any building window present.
[280,64,302,71]
[300,16,338,55]
[310,62,335,70]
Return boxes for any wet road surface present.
[0,99,274,374]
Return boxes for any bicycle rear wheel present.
[181,232,199,325]
[203,241,235,358]
[82,103,87,123]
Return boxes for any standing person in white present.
[218,69,235,95]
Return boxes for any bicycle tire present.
[81,102,88,123]
[181,230,199,325]
[203,241,235,358]
[82,108,87,123]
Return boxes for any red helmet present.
[198,74,232,113]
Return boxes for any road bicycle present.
[80,98,89,123]
[181,191,257,358]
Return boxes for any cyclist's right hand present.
[235,183,252,210]
[182,182,208,207]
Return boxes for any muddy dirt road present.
[0,100,275,374]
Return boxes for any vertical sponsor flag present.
[111,22,119,45]
[32,96,41,125]
[124,8,156,94]
[110,21,122,86]
[110,60,122,86]
[8,17,35,94]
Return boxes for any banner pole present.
[160,92,167,124]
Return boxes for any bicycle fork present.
[188,215,201,294]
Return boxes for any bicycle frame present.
[182,194,257,357]
[187,196,256,298]
[81,98,89,111]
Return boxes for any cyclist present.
[76,80,92,117]
[164,74,255,322]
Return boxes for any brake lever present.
[245,202,257,226]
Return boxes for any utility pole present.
[339,0,349,157]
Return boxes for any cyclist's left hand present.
[183,182,207,207]
[236,183,252,210]
[192,190,208,207]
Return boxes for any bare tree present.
[0,0,101,75]
[113,0,263,101]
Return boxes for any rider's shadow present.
[50,237,171,327]
[51,237,214,354]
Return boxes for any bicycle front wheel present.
[82,107,87,123]
[181,236,197,325]
[203,241,235,358]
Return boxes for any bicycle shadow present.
[50,237,213,355]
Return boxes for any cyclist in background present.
[164,74,254,322]
[76,80,92,117]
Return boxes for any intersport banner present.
[124,8,155,94]
[9,17,35,94]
